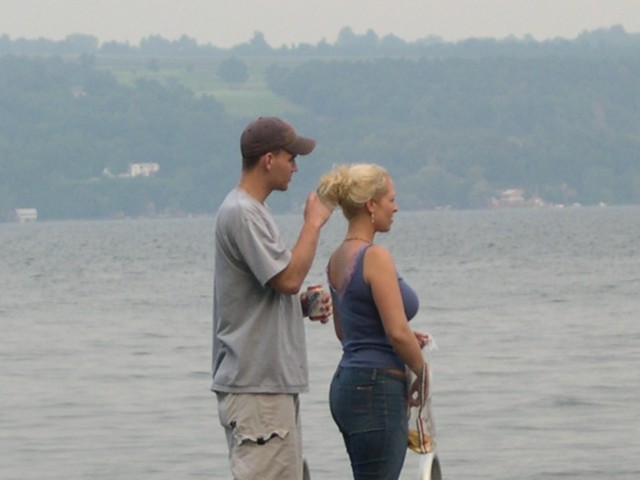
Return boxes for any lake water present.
[1,206,639,479]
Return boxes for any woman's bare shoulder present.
[363,244,396,278]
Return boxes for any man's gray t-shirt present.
[211,187,308,394]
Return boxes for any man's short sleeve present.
[235,203,291,286]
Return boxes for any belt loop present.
[371,368,377,381]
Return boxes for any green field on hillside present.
[94,55,306,118]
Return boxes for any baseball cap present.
[240,117,316,158]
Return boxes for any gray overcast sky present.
[2,0,640,48]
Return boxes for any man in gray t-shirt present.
[212,117,333,479]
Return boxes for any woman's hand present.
[413,331,430,349]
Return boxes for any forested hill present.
[1,27,639,220]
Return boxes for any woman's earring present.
[370,212,375,223]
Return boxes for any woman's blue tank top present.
[328,245,419,370]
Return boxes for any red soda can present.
[306,285,326,320]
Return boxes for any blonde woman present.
[317,164,429,479]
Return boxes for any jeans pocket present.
[337,384,382,433]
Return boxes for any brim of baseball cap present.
[283,135,316,156]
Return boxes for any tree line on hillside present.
[1,25,640,58]
[0,55,246,219]
[265,55,640,208]
[1,40,639,220]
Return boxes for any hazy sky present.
[2,0,640,48]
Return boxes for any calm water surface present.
[1,206,639,479]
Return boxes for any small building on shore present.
[14,208,38,223]
[128,162,160,177]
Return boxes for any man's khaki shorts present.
[217,393,309,480]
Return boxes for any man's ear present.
[262,152,273,171]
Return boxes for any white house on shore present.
[490,188,547,208]
[128,162,160,177]
[14,208,38,222]
[102,162,160,179]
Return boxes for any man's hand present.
[301,289,332,324]
[303,191,333,229]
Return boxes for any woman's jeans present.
[329,367,408,480]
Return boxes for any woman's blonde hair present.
[317,163,389,219]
